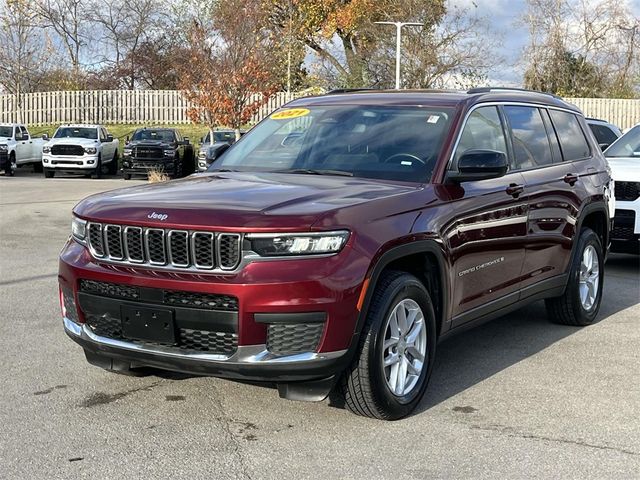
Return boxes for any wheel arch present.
[355,240,449,342]
[573,202,610,264]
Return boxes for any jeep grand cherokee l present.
[59,88,612,420]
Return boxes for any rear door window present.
[549,110,591,161]
[504,106,553,170]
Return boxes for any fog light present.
[43,159,48,163]
[199,162,206,168]
[59,285,79,323]
[87,160,95,165]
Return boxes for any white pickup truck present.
[42,124,119,178]
[0,123,45,176]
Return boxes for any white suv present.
[604,124,640,254]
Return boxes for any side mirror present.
[183,137,190,146]
[42,133,49,140]
[200,136,204,143]
[125,136,129,143]
[598,143,610,151]
[106,134,114,143]
[448,149,508,183]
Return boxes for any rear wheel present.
[340,271,437,420]
[546,227,604,326]
[44,168,55,178]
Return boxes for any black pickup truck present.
[121,128,194,180]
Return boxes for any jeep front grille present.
[86,222,242,272]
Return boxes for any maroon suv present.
[59,88,613,419]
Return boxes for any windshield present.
[54,127,98,139]
[205,131,236,143]
[210,105,453,183]
[605,125,640,158]
[0,126,13,137]
[131,129,176,142]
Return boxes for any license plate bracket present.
[120,304,176,344]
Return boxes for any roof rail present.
[585,117,607,123]
[327,88,379,94]
[467,87,562,100]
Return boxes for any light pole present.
[375,21,423,89]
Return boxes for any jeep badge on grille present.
[148,212,169,221]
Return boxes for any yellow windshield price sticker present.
[271,108,310,120]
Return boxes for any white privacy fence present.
[0,90,638,129]
[565,98,639,130]
[0,90,298,126]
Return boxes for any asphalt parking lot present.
[1,171,639,479]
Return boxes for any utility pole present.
[375,21,423,89]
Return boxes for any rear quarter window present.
[549,110,591,161]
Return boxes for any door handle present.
[506,183,524,198]
[563,173,578,185]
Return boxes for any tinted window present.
[605,125,640,158]
[214,106,454,183]
[549,110,591,160]
[454,106,507,163]
[505,106,553,169]
[588,124,618,147]
[131,129,176,142]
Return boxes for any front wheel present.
[107,151,119,175]
[44,168,55,178]
[91,156,102,179]
[340,271,437,420]
[173,155,183,179]
[546,227,604,326]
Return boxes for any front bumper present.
[59,238,366,381]
[43,154,99,170]
[63,317,349,381]
[611,201,640,254]
[122,158,176,176]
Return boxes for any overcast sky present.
[452,0,640,86]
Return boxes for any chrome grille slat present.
[145,228,167,265]
[124,226,144,263]
[192,232,215,269]
[168,230,189,267]
[104,224,124,260]
[218,233,242,270]
[85,223,241,272]
[87,223,105,257]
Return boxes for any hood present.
[74,172,424,231]
[0,137,10,143]
[46,137,99,147]
[607,157,640,181]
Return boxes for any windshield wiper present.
[209,168,242,173]
[276,168,353,177]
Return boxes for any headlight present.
[84,147,97,154]
[123,148,132,156]
[247,231,349,256]
[71,216,87,243]
[164,149,176,157]
[0,144,7,152]
[42,146,50,153]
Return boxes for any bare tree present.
[35,0,86,74]
[90,0,164,88]
[0,0,49,96]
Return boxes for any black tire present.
[91,156,102,179]
[340,271,437,420]
[6,153,15,176]
[33,162,43,173]
[123,173,131,180]
[173,155,183,179]
[546,227,604,326]
[107,151,118,175]
[44,168,55,178]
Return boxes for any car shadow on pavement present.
[415,253,639,414]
